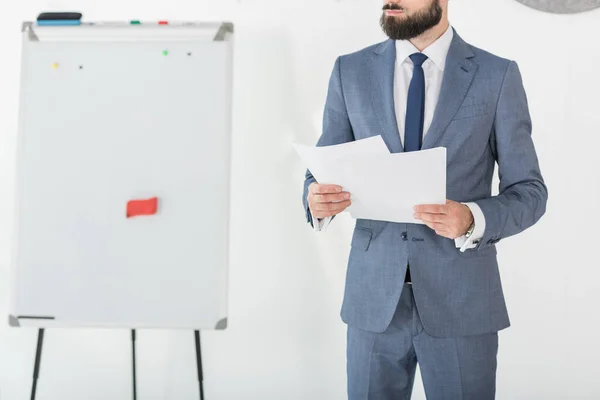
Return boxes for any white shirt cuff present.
[454,202,486,252]
[310,209,332,232]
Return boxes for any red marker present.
[158,20,168,25]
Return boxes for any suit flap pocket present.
[457,244,498,258]
[351,226,373,251]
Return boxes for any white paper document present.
[294,135,446,224]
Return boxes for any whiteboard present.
[9,21,233,330]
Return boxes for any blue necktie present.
[404,53,429,152]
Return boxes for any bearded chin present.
[380,1,443,41]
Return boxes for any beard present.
[380,1,443,41]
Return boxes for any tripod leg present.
[31,328,45,400]
[132,329,137,400]
[194,330,204,400]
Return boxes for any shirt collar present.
[395,25,454,71]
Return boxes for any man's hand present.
[414,200,474,240]
[308,183,351,219]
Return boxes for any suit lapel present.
[369,40,404,154]
[422,31,478,150]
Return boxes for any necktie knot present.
[409,53,428,67]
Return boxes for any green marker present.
[162,50,169,56]
[130,20,141,25]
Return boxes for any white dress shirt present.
[311,25,485,252]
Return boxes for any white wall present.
[1,0,599,399]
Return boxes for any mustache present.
[383,3,404,11]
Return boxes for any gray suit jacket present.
[302,30,548,338]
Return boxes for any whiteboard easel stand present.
[13,20,234,400]
[31,328,44,400]
[26,326,205,400]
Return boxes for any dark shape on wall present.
[515,0,600,13]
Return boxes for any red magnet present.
[127,197,158,218]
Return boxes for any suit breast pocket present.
[348,112,381,139]
[452,103,491,121]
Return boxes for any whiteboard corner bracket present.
[215,318,228,330]
[22,21,39,42]
[9,315,20,327]
[213,22,234,42]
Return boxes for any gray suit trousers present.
[347,284,498,400]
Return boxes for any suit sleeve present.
[302,56,355,227]
[473,61,548,249]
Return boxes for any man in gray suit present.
[302,1,548,399]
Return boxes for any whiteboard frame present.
[9,21,234,330]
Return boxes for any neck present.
[409,19,450,52]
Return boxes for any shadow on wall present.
[207,24,349,397]
[232,24,347,325]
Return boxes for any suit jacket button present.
[401,232,408,241]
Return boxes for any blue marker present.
[37,20,81,26]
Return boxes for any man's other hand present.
[308,183,352,219]
[414,200,474,240]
